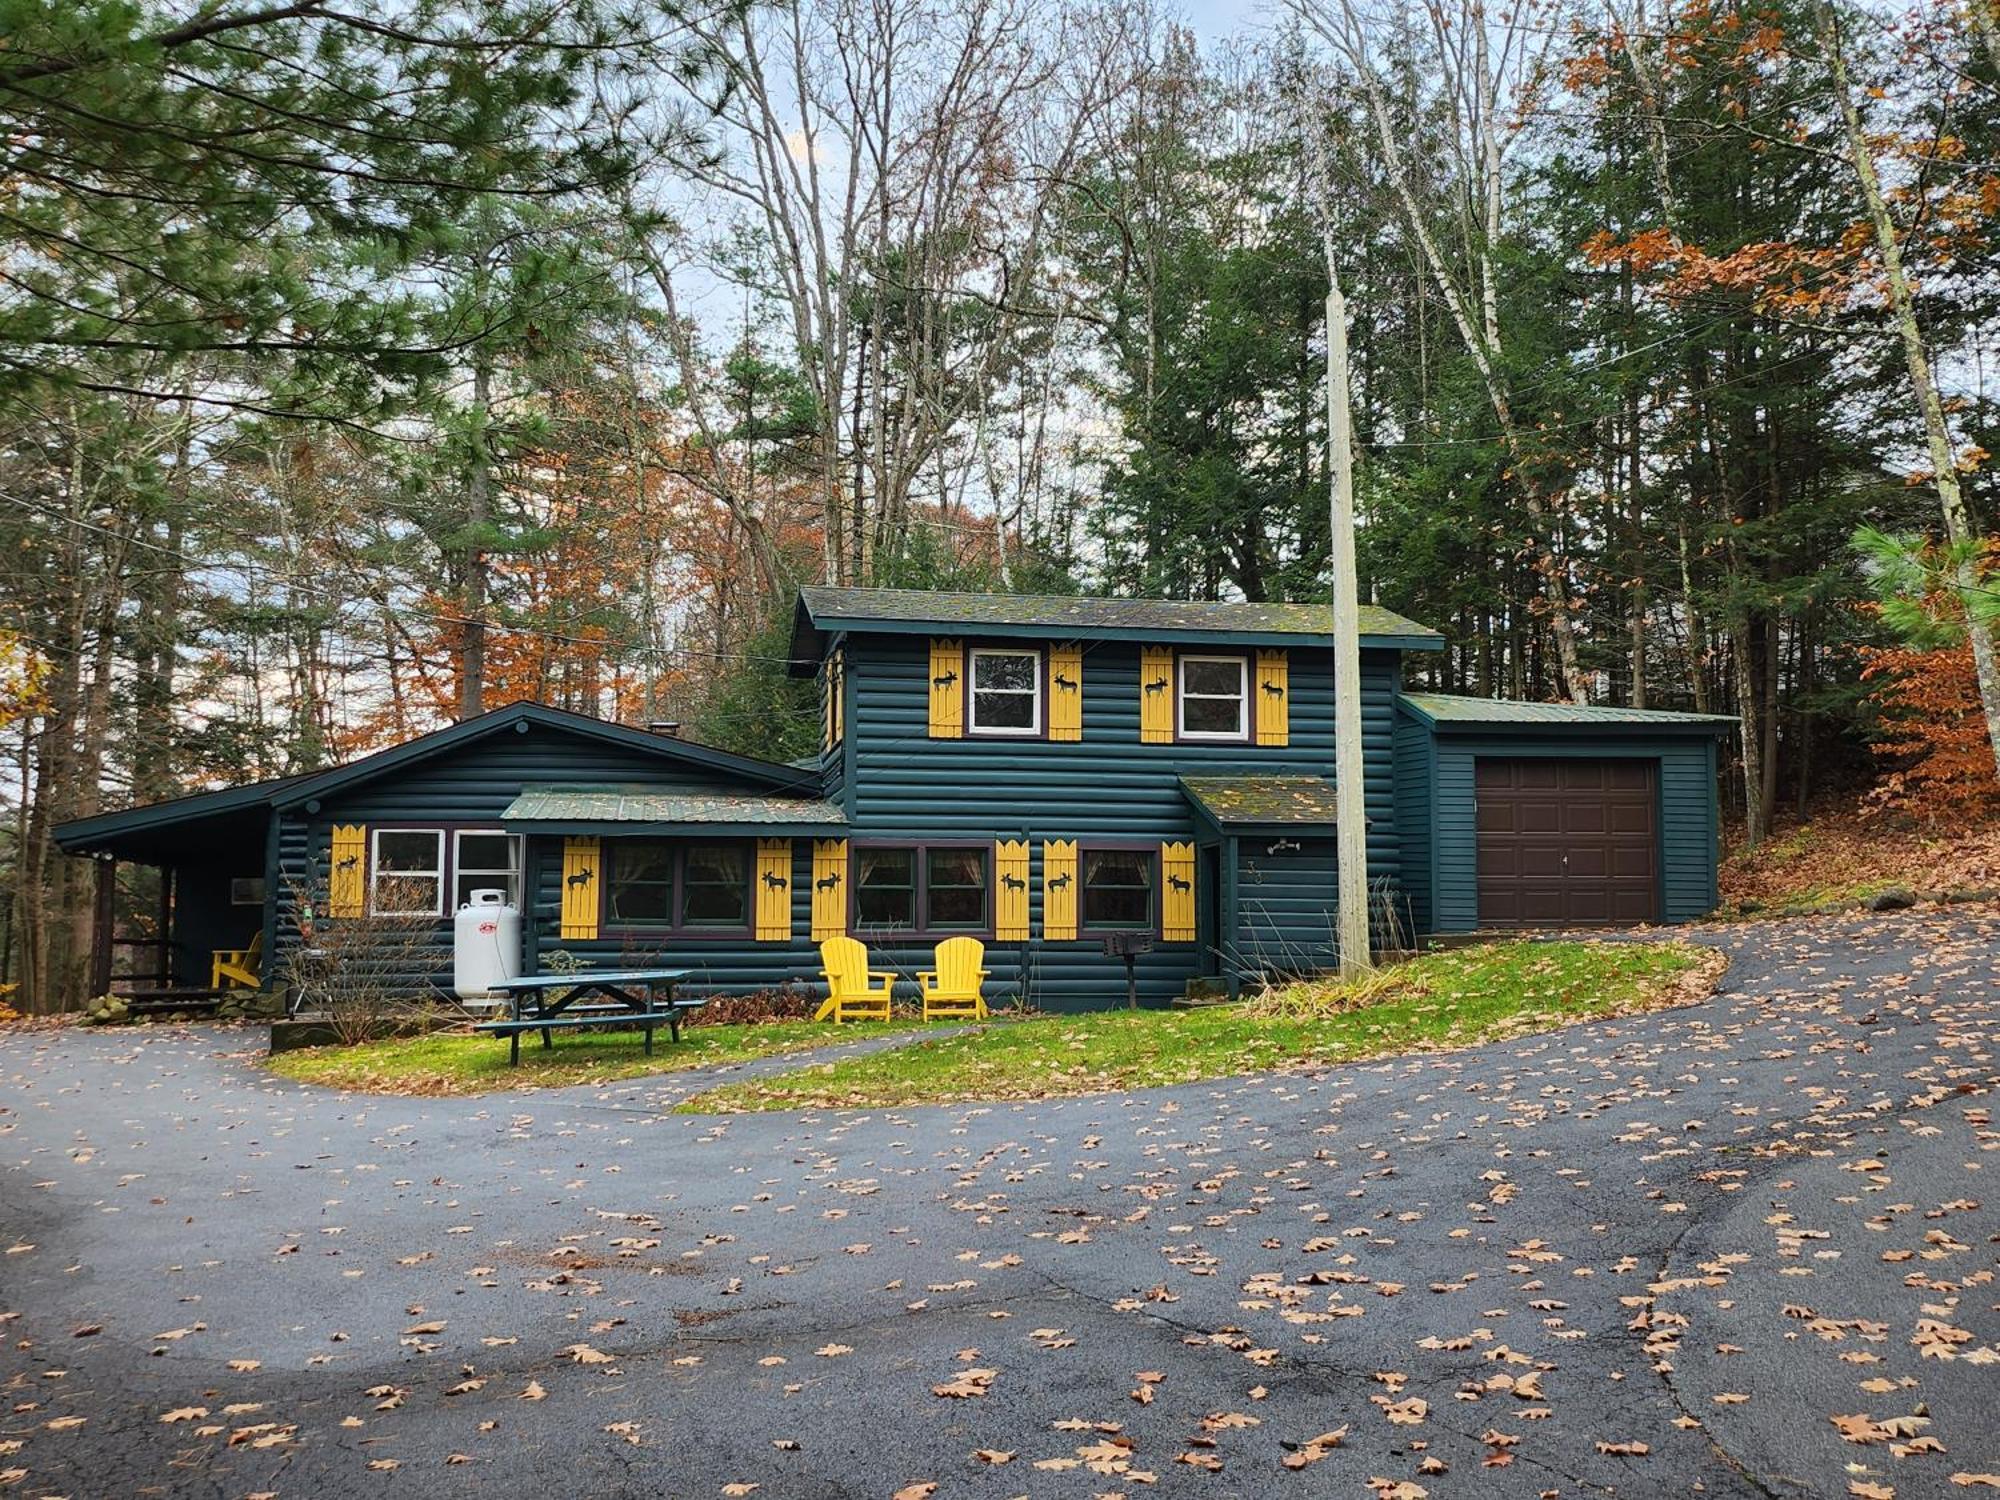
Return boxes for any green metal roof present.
[501,784,848,833]
[790,587,1441,672]
[1398,693,1736,733]
[1180,775,1344,828]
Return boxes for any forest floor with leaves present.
[0,909,1995,1499]
[1718,811,2000,916]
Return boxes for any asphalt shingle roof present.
[797,587,1439,643]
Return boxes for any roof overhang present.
[788,588,1445,674]
[502,785,849,836]
[1396,693,1737,736]
[55,701,822,860]
[1180,775,1355,838]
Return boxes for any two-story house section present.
[57,587,1735,1012]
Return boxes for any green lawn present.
[265,1018,918,1095]
[677,940,1721,1112]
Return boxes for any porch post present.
[89,856,115,998]
[157,865,174,987]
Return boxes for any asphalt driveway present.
[1,909,1995,1499]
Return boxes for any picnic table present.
[474,968,699,1065]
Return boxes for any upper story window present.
[968,647,1042,736]
[1177,654,1249,742]
[371,829,445,916]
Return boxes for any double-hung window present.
[853,844,991,933]
[1081,848,1155,930]
[968,648,1042,736]
[371,829,446,916]
[1176,655,1249,741]
[453,830,522,908]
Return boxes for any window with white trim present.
[1176,654,1249,741]
[968,648,1042,736]
[370,829,445,915]
[453,830,521,908]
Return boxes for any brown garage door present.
[1476,758,1659,927]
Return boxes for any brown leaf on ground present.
[931,1368,997,1398]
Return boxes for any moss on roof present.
[798,586,1438,642]
[1180,775,1345,826]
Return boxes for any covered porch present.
[54,784,280,1010]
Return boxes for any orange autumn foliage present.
[1859,642,2000,822]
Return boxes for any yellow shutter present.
[1162,841,1196,942]
[755,838,792,941]
[1139,646,1174,743]
[329,824,366,917]
[561,836,600,940]
[1256,649,1290,746]
[928,639,963,738]
[823,648,845,751]
[1048,643,1083,742]
[996,839,1029,940]
[812,838,848,941]
[1042,839,1078,940]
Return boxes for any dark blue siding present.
[1229,837,1339,980]
[273,725,789,994]
[1422,733,1719,932]
[1392,715,1435,936]
[841,635,1402,1009]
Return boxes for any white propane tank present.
[453,889,521,1005]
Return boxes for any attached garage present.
[1393,694,1734,936]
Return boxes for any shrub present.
[1859,643,2000,822]
[687,984,817,1027]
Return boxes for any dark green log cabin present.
[55,588,1734,1012]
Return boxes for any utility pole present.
[1325,235,1372,976]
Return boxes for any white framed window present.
[1177,655,1249,741]
[453,829,521,909]
[968,647,1042,736]
[370,828,445,916]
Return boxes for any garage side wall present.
[1426,733,1719,932]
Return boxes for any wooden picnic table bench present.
[474,968,699,1066]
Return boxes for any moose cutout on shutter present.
[1139,646,1174,743]
[928,639,963,738]
[996,839,1030,940]
[1161,841,1196,942]
[755,838,792,941]
[1042,839,1078,940]
[329,824,366,917]
[561,836,600,939]
[812,838,848,940]
[1255,649,1289,746]
[1048,643,1083,742]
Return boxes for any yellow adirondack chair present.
[815,936,894,1022]
[918,936,989,1022]
[211,930,263,991]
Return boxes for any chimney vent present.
[647,720,681,738]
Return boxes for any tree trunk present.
[460,358,491,721]
[1819,0,2000,773]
